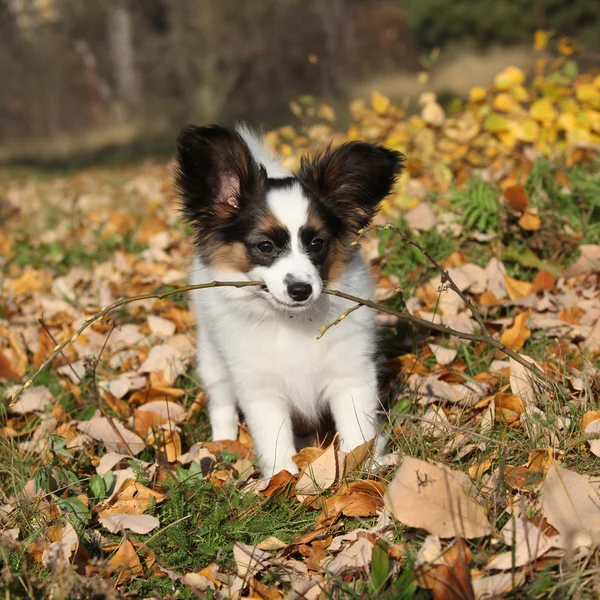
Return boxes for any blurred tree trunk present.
[167,0,194,125]
[107,0,140,120]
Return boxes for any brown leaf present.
[107,538,143,585]
[98,480,164,517]
[259,470,297,498]
[530,269,555,293]
[203,439,253,458]
[494,392,525,425]
[305,540,328,572]
[504,185,529,212]
[385,456,491,539]
[420,539,474,600]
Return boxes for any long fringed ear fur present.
[297,141,405,231]
[175,125,262,227]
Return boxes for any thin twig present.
[10,281,261,405]
[11,269,563,405]
[316,303,362,339]
[356,223,488,333]
[322,287,557,390]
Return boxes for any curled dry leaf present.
[98,480,164,518]
[41,521,78,570]
[295,442,339,495]
[499,311,531,352]
[385,456,491,539]
[107,538,143,585]
[404,202,437,232]
[416,538,474,600]
[322,536,373,575]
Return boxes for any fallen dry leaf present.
[428,343,458,366]
[385,456,491,539]
[99,513,160,534]
[542,462,600,549]
[107,538,143,585]
[486,516,553,570]
[417,538,474,600]
[77,417,146,455]
[296,442,339,495]
[499,312,531,352]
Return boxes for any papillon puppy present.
[175,124,404,476]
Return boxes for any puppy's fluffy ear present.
[175,125,262,225]
[297,142,405,231]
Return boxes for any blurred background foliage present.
[0,0,598,164]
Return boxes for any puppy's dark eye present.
[257,240,275,254]
[309,238,325,253]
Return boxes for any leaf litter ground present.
[1,33,600,600]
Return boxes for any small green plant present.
[449,178,501,233]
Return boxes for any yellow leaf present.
[557,112,577,131]
[500,312,531,352]
[493,93,518,113]
[518,211,541,231]
[484,114,510,133]
[576,84,600,106]
[510,119,539,143]
[371,90,390,115]
[511,84,530,103]
[469,87,487,103]
[494,66,525,90]
[558,36,575,56]
[504,276,533,300]
[530,98,558,123]
[418,71,430,84]
[534,30,551,51]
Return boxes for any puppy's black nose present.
[287,281,312,302]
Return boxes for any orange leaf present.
[503,185,529,212]
[108,538,143,585]
[494,392,525,425]
[518,211,541,231]
[530,270,554,293]
[499,312,531,352]
[504,276,532,300]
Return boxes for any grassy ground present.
[1,42,600,598]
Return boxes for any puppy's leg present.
[241,393,298,476]
[328,376,382,454]
[198,335,238,441]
